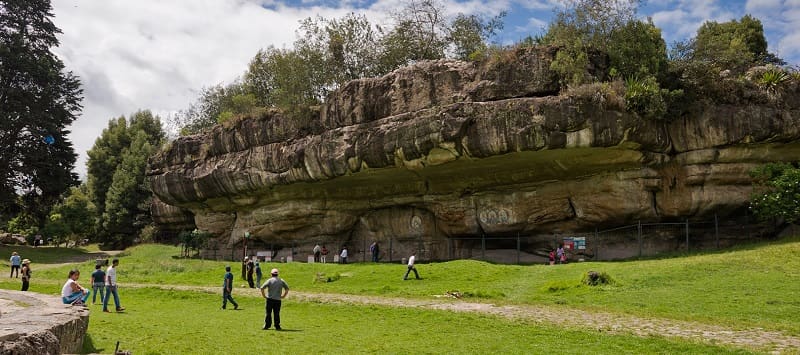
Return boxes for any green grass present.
[81,288,752,355]
[2,237,799,354]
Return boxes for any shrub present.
[624,76,666,120]
[583,270,614,286]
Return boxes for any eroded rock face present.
[147,47,800,259]
[0,289,89,355]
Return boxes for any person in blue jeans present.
[255,261,263,288]
[222,265,239,310]
[90,264,105,304]
[103,258,125,312]
[61,269,90,305]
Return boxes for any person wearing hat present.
[9,251,21,278]
[20,258,31,291]
[260,268,289,330]
[221,265,239,310]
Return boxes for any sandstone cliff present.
[146,47,800,260]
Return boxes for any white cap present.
[271,268,279,275]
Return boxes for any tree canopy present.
[87,110,165,248]
[0,0,83,226]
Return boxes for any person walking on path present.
[90,264,106,304]
[221,265,239,310]
[61,269,90,305]
[20,259,31,291]
[9,251,21,278]
[103,258,125,313]
[260,268,289,330]
[321,245,328,263]
[340,246,348,264]
[246,258,255,288]
[556,245,565,264]
[370,241,380,262]
[403,253,421,280]
[313,244,321,263]
[255,261,263,288]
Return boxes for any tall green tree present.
[447,12,505,61]
[102,130,155,248]
[693,15,777,73]
[0,0,83,225]
[87,110,164,247]
[542,0,661,86]
[42,184,95,246]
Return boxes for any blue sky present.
[50,0,799,178]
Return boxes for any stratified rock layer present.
[0,289,89,355]
[147,48,800,259]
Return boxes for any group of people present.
[57,258,125,313]
[9,251,124,311]
[548,245,568,265]
[9,251,31,291]
[241,257,263,288]
[222,247,421,330]
[312,244,329,263]
[222,264,289,330]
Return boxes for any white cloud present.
[52,0,345,179]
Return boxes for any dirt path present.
[127,283,799,354]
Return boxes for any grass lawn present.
[2,236,798,354]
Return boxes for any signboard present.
[574,236,586,250]
[563,237,574,250]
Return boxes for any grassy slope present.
[2,237,797,353]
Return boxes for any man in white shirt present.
[403,252,421,280]
[103,258,125,313]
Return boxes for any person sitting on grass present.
[62,269,90,305]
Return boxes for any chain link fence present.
[199,212,780,265]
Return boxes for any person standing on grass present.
[103,258,125,313]
[403,252,421,280]
[90,264,106,304]
[313,244,321,263]
[556,245,565,264]
[10,251,21,278]
[61,269,90,305]
[321,245,328,263]
[246,257,255,288]
[221,265,239,310]
[370,241,380,262]
[20,259,31,291]
[340,246,348,264]
[255,261,263,288]
[260,268,289,330]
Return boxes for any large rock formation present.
[0,289,89,354]
[147,47,800,260]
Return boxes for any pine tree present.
[0,0,83,224]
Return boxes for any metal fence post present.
[715,213,719,249]
[638,220,642,258]
[481,233,486,260]
[595,227,599,260]
[685,218,690,252]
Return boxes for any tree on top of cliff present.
[172,0,505,135]
[87,110,165,248]
[0,0,83,228]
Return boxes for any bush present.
[583,270,614,286]
[624,76,666,120]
